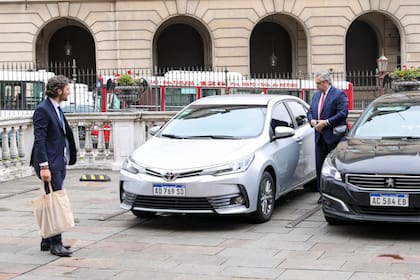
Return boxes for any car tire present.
[132,210,155,218]
[250,171,275,223]
[324,215,345,225]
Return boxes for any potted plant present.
[389,65,420,91]
[113,71,141,106]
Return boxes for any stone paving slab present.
[2,170,420,279]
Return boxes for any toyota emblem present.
[163,172,177,181]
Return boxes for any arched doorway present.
[48,25,95,71]
[346,21,378,72]
[346,13,401,72]
[154,16,212,73]
[36,18,96,87]
[250,22,291,76]
[250,15,308,77]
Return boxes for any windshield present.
[160,105,267,139]
[352,103,420,139]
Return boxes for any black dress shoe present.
[40,242,71,251]
[50,244,72,257]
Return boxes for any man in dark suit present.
[30,75,77,257]
[307,71,348,202]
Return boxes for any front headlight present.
[202,154,254,176]
[321,156,342,181]
[122,157,146,174]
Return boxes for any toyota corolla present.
[120,94,316,222]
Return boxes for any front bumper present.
[119,168,258,215]
[321,177,420,223]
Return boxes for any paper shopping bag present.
[31,182,75,238]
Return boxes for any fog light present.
[231,196,245,205]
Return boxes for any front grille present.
[133,195,213,210]
[131,193,243,211]
[145,168,203,180]
[346,174,420,189]
[353,205,420,216]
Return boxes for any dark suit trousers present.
[42,169,66,245]
[315,136,338,192]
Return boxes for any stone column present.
[84,123,94,160]
[96,122,105,160]
[107,123,114,159]
[18,126,26,164]
[2,127,10,165]
[9,127,19,163]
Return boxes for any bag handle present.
[43,181,53,194]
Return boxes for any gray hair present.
[45,75,70,98]
[314,71,332,84]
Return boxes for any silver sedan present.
[119,94,316,222]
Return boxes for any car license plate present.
[153,184,186,197]
[370,193,409,207]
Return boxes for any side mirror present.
[149,125,161,136]
[273,126,295,139]
[295,115,307,126]
[333,124,348,137]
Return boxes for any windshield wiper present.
[186,135,239,139]
[161,133,186,139]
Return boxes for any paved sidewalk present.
[1,170,420,280]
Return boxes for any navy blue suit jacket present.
[307,86,348,145]
[30,98,77,176]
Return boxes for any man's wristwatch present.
[40,166,49,170]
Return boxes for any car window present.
[353,104,420,138]
[271,102,293,131]
[286,100,308,127]
[160,105,267,139]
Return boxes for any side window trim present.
[271,101,294,131]
[284,99,308,128]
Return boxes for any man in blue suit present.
[307,71,348,202]
[30,75,77,257]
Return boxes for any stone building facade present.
[0,0,419,75]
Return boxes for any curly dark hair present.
[45,75,70,98]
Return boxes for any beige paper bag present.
[32,183,75,238]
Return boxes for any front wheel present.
[250,171,275,223]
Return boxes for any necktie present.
[58,106,65,132]
[318,92,326,120]
[58,106,70,163]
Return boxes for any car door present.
[285,100,315,181]
[269,101,300,192]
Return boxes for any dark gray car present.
[321,91,420,224]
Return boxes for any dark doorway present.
[156,24,204,70]
[49,25,95,70]
[250,22,292,77]
[48,25,96,88]
[346,20,378,71]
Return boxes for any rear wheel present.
[132,210,156,218]
[251,171,275,223]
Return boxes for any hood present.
[130,136,262,170]
[333,137,420,174]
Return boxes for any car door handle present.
[295,136,303,144]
